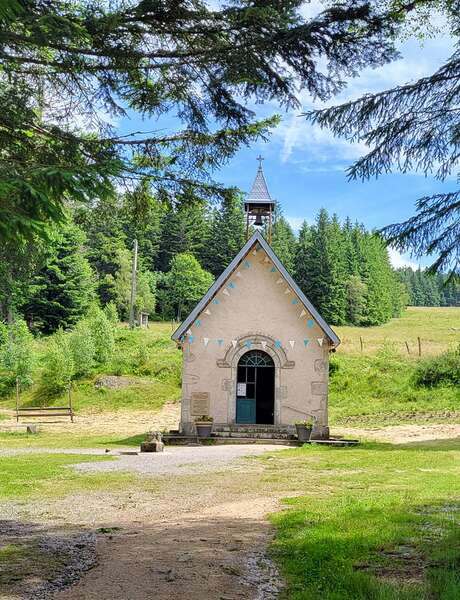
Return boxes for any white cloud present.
[286,215,308,232]
[277,114,368,164]
[273,14,455,168]
[388,248,420,270]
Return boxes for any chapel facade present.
[171,163,340,439]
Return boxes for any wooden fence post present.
[405,341,410,355]
[15,377,19,422]
[68,383,74,423]
[360,336,364,353]
[418,337,422,357]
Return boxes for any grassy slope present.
[1,322,181,414]
[334,307,459,356]
[0,308,458,429]
[267,441,460,600]
[329,307,460,426]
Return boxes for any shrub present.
[87,306,114,365]
[329,356,339,377]
[70,320,95,376]
[414,346,460,387]
[41,329,75,396]
[103,301,119,324]
[0,319,35,394]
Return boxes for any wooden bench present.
[15,379,74,422]
[16,406,74,422]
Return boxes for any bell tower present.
[245,155,276,243]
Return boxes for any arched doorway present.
[236,350,275,424]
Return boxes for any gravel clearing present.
[72,444,287,476]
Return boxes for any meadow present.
[267,440,460,600]
[0,308,458,599]
[1,307,457,433]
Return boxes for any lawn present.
[0,453,138,499]
[334,307,459,356]
[265,440,460,600]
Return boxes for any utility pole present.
[129,239,138,329]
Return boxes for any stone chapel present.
[172,161,340,439]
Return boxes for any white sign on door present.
[237,383,246,397]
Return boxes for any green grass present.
[329,349,460,426]
[0,308,458,427]
[0,431,147,449]
[266,440,460,599]
[0,322,181,413]
[0,453,137,499]
[335,307,460,356]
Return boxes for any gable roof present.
[246,165,273,204]
[171,230,340,347]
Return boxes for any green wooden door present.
[236,398,256,423]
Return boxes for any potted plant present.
[195,415,213,438]
[295,417,314,442]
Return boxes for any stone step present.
[212,431,295,440]
[213,426,292,434]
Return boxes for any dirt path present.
[56,501,280,600]
[2,445,286,600]
[0,402,181,436]
[54,446,285,600]
[333,423,460,444]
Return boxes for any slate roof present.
[246,165,274,204]
[171,231,340,347]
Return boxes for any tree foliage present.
[22,222,95,334]
[307,1,460,277]
[294,210,403,326]
[0,318,34,393]
[1,0,408,242]
[158,253,214,320]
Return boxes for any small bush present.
[41,329,74,396]
[0,319,35,394]
[414,347,460,387]
[103,301,119,324]
[87,306,114,365]
[70,320,95,376]
[329,357,339,377]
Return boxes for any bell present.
[254,214,263,226]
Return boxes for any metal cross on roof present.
[247,156,272,203]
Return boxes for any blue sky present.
[117,3,455,269]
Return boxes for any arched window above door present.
[238,350,274,368]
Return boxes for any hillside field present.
[0,307,458,438]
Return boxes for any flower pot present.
[295,424,312,442]
[196,422,213,438]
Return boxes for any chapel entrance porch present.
[236,350,275,425]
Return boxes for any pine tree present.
[23,223,95,334]
[293,221,313,293]
[121,180,163,273]
[76,197,128,307]
[299,209,347,325]
[204,192,246,276]
[2,1,403,243]
[271,208,297,274]
[157,199,210,272]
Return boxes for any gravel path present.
[73,444,287,476]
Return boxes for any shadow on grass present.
[272,495,460,600]
[104,433,148,447]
